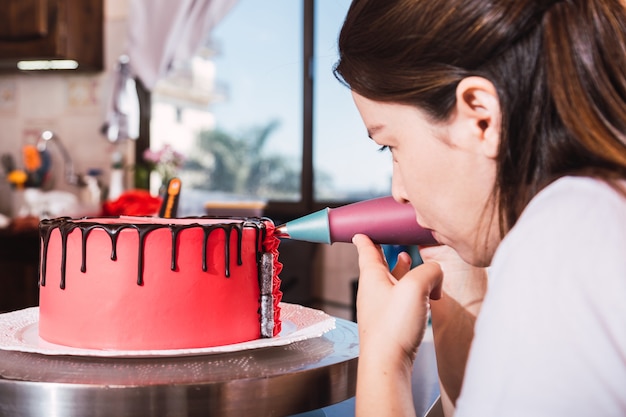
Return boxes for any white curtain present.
[103,0,238,143]
[127,0,238,90]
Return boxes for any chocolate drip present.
[170,227,181,271]
[39,217,268,290]
[80,228,92,272]
[108,227,123,261]
[137,227,149,285]
[201,224,244,278]
[38,219,66,287]
[58,222,78,289]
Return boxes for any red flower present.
[102,189,163,216]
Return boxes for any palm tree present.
[183,120,300,198]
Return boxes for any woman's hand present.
[352,233,443,417]
[354,234,442,360]
[418,245,486,307]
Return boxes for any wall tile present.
[0,1,129,214]
[0,79,17,114]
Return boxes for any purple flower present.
[143,145,185,181]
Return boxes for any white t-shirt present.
[456,176,626,417]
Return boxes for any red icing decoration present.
[101,190,163,217]
[38,216,282,350]
[264,221,283,336]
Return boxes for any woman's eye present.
[378,145,390,153]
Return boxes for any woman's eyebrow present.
[367,124,384,139]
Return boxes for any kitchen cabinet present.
[0,0,103,72]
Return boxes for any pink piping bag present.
[275,196,437,245]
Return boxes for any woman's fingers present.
[414,261,443,300]
[391,251,412,281]
[353,234,390,277]
[353,233,443,299]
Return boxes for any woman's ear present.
[455,76,501,159]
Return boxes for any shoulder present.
[488,175,626,313]
[491,176,626,287]
[499,176,626,258]
[530,176,626,213]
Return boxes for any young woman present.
[334,0,626,416]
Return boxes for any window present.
[313,0,392,202]
[147,0,391,220]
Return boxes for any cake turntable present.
[0,304,359,417]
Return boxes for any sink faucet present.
[37,131,85,187]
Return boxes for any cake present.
[37,216,282,350]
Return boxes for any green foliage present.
[183,120,300,198]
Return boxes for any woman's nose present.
[391,171,409,204]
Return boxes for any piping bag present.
[275,196,437,245]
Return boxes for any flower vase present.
[150,171,164,197]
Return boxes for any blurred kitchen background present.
[0,0,396,319]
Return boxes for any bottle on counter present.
[108,152,124,201]
[81,168,103,206]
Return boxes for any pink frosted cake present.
[38,216,282,350]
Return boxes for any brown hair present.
[335,0,626,235]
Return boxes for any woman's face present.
[352,91,500,266]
